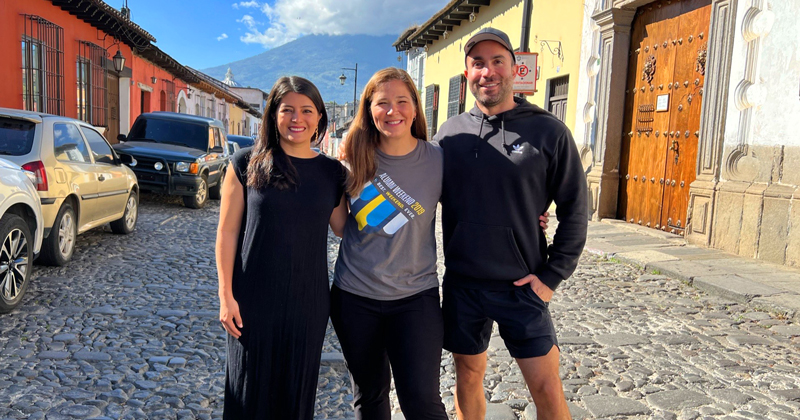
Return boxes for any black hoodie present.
[435,97,588,291]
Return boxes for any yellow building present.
[227,103,245,135]
[394,0,585,135]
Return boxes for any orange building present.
[0,0,154,139]
[0,0,201,143]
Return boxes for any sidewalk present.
[582,219,800,321]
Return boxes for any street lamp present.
[339,63,358,112]
[112,49,125,73]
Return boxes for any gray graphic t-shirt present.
[334,140,443,300]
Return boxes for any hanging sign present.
[513,52,539,95]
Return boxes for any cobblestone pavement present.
[1,196,798,419]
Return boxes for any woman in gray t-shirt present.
[330,68,448,420]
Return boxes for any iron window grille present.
[425,84,439,139]
[77,41,108,126]
[21,15,64,115]
[446,74,467,120]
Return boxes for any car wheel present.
[0,214,33,314]
[209,170,224,200]
[182,175,208,209]
[39,202,77,266]
[110,191,138,234]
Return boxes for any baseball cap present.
[464,27,516,62]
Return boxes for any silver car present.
[0,108,138,266]
[0,157,43,313]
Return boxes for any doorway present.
[617,0,711,235]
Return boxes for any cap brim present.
[464,34,516,61]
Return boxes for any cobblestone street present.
[0,196,798,419]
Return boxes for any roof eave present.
[395,0,490,52]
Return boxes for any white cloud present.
[232,1,259,8]
[217,33,229,41]
[236,0,448,48]
[237,14,294,48]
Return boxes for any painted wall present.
[246,113,260,137]
[230,87,267,114]
[187,86,207,116]
[227,104,245,135]
[572,0,602,161]
[527,0,586,131]
[421,0,585,132]
[722,0,800,151]
[0,0,133,117]
[128,55,189,128]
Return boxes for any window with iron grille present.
[546,75,569,123]
[21,15,64,115]
[77,41,108,126]
[424,84,439,139]
[163,80,176,112]
[446,75,467,120]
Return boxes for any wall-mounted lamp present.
[469,12,476,22]
[112,49,125,73]
[443,30,448,39]
[151,76,158,84]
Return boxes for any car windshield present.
[128,118,208,151]
[0,117,36,156]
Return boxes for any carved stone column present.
[587,8,636,220]
[685,0,740,246]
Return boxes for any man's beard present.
[470,78,513,109]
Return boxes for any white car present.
[0,157,43,313]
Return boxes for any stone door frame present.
[585,0,738,247]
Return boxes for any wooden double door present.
[618,0,711,235]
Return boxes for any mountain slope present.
[201,34,402,104]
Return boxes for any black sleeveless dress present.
[224,149,345,419]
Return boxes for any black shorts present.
[442,281,558,359]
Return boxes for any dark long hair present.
[247,76,328,190]
[344,68,427,196]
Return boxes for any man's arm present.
[535,127,589,291]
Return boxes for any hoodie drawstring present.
[501,114,507,149]
[473,114,485,158]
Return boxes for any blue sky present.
[125,0,447,69]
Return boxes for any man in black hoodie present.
[434,28,588,420]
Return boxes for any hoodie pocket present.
[444,222,529,280]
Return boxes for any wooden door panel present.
[618,11,647,223]
[643,11,678,229]
[106,74,120,144]
[662,0,711,232]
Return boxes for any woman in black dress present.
[215,76,348,419]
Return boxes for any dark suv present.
[113,112,229,209]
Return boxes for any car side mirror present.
[210,146,224,154]
[117,134,127,143]
[118,154,135,165]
